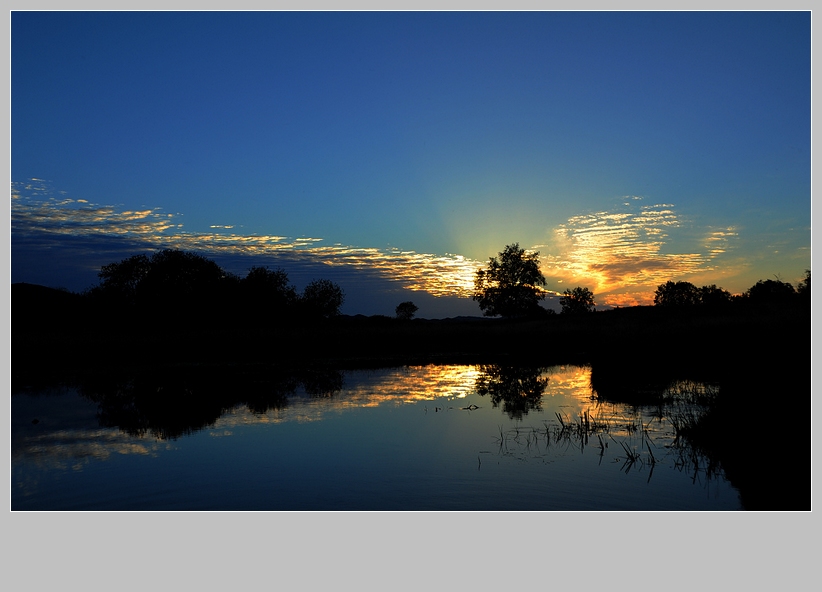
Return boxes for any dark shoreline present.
[12,283,810,510]
[12,282,808,380]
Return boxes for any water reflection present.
[474,364,548,419]
[464,363,723,486]
[14,365,721,467]
[77,366,342,439]
[485,377,726,488]
[12,364,744,510]
[14,427,167,470]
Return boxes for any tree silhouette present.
[654,280,737,309]
[699,284,732,307]
[472,243,546,318]
[301,279,345,318]
[559,286,595,314]
[797,270,810,299]
[242,266,297,316]
[139,249,231,301]
[92,249,237,323]
[395,301,418,320]
[96,254,151,305]
[746,278,796,307]
[653,281,701,307]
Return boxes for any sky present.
[11,11,811,317]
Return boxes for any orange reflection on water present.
[337,365,483,404]
[216,365,485,427]
[217,365,602,429]
[541,365,594,406]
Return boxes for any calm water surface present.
[11,365,741,510]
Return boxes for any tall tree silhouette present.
[473,243,546,318]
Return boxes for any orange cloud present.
[13,183,740,305]
[536,198,737,306]
[12,180,483,298]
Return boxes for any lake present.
[11,364,742,510]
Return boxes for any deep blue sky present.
[11,11,811,316]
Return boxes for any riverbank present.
[11,283,811,510]
[12,282,808,385]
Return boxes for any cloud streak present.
[537,197,738,306]
[11,182,742,309]
[12,180,483,298]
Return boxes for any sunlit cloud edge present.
[12,180,482,298]
[13,182,750,307]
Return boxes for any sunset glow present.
[11,12,809,316]
[12,181,483,298]
[539,199,741,306]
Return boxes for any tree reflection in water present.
[474,364,549,420]
[15,363,782,509]
[479,369,728,488]
[80,366,345,440]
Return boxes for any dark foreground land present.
[12,282,809,371]
[11,283,811,510]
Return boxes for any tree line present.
[473,243,810,317]
[86,249,345,323]
[78,244,811,325]
[652,273,810,310]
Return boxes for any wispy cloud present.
[11,182,744,308]
[536,198,738,306]
[12,180,482,298]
